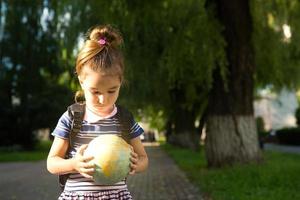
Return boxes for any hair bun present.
[88,25,123,48]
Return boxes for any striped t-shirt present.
[51,105,144,192]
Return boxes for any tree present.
[49,0,300,165]
[205,0,262,167]
[252,0,300,89]
[119,0,226,150]
[34,0,224,150]
[0,1,73,149]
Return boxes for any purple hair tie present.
[98,37,106,45]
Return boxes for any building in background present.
[254,88,298,131]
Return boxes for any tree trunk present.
[168,106,199,150]
[205,0,262,167]
[166,87,200,150]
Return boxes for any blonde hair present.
[76,24,124,80]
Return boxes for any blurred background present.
[1,1,300,199]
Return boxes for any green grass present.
[162,144,300,200]
[0,140,52,162]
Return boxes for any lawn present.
[162,144,300,200]
[0,140,52,162]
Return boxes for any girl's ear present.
[78,76,84,88]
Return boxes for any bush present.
[256,117,270,148]
[256,117,265,132]
[276,127,300,145]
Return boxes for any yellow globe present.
[84,134,132,185]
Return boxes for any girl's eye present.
[92,91,100,95]
[108,91,116,94]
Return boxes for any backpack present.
[59,103,132,191]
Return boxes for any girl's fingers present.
[129,146,134,151]
[130,163,137,175]
[83,162,95,168]
[130,163,137,169]
[130,157,138,164]
[130,151,138,165]
[129,169,136,175]
[128,151,137,175]
[80,172,93,179]
[78,144,88,155]
[83,155,94,162]
[130,146,137,155]
[80,167,95,174]
[130,152,138,158]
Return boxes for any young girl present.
[47,25,148,200]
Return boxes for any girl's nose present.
[98,95,104,104]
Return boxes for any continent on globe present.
[84,134,132,185]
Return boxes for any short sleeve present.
[129,115,144,139]
[51,111,72,139]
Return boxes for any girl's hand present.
[73,144,95,179]
[129,147,138,175]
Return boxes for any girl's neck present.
[84,105,117,122]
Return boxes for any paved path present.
[0,161,60,200]
[264,143,300,154]
[128,144,202,200]
[0,145,203,200]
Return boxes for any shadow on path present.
[0,161,60,200]
[0,145,202,200]
[128,144,202,200]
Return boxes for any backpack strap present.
[59,103,85,191]
[68,104,131,145]
[116,105,133,143]
[67,103,85,148]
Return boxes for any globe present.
[84,134,132,185]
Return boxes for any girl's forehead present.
[82,65,121,78]
[82,68,121,89]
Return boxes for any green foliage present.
[256,116,265,132]
[0,140,52,162]
[256,117,269,140]
[0,1,73,148]
[162,144,300,200]
[2,0,300,148]
[122,0,226,111]
[116,1,227,141]
[138,105,166,132]
[251,0,300,89]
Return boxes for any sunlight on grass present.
[0,140,52,162]
[161,144,300,200]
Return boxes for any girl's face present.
[79,66,121,116]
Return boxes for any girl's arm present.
[47,137,94,178]
[47,137,75,174]
[129,137,148,174]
